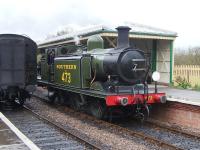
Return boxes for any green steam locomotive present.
[38,26,166,120]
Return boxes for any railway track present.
[116,119,200,150]
[30,94,193,150]
[2,107,103,150]
[54,107,183,150]
[145,120,200,140]
[56,109,181,149]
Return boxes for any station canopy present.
[38,23,177,48]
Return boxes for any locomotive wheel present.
[69,94,82,111]
[135,103,150,123]
[48,92,66,105]
[48,94,56,104]
[90,100,106,119]
[47,90,58,104]
[141,104,150,122]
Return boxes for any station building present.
[38,23,177,84]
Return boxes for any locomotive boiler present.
[88,27,147,90]
[38,26,166,120]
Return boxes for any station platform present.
[150,85,200,106]
[150,85,200,130]
[0,112,39,150]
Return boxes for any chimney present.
[116,26,131,49]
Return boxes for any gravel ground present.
[26,92,161,150]
[116,120,200,150]
[149,119,200,135]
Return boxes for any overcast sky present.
[0,0,200,49]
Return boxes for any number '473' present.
[61,72,71,83]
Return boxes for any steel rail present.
[23,105,102,150]
[67,110,183,150]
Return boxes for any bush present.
[175,76,191,89]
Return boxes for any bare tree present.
[174,47,200,65]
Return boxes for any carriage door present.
[47,49,55,82]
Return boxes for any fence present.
[173,65,200,86]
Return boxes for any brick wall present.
[150,102,200,130]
